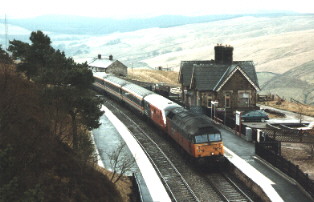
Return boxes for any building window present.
[238,91,251,107]
[225,93,231,108]
[207,95,212,108]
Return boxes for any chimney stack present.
[109,55,113,61]
[98,54,101,59]
[214,44,233,65]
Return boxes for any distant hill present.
[260,60,314,104]
[2,13,314,104]
[2,13,314,74]
[256,72,278,88]
[32,14,312,75]
[4,13,295,35]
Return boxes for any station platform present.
[94,105,171,202]
[217,124,313,202]
[93,104,312,202]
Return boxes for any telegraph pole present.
[4,14,9,50]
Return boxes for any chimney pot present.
[214,45,233,65]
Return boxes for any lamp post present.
[211,101,218,121]
[235,111,242,135]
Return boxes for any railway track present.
[104,100,200,202]
[99,95,259,201]
[206,172,254,202]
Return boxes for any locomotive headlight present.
[211,152,214,155]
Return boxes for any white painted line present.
[224,147,284,202]
[101,105,171,202]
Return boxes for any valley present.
[1,14,314,104]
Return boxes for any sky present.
[1,0,314,19]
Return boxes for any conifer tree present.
[8,31,103,151]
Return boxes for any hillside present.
[128,68,180,86]
[0,65,125,201]
[51,14,314,75]
[2,14,314,75]
[261,60,314,104]
[2,14,314,104]
[256,72,278,88]
[5,14,245,35]
[129,65,314,105]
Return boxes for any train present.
[93,72,224,163]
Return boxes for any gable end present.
[216,66,260,92]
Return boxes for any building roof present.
[180,60,260,91]
[89,58,114,69]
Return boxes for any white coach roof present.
[144,94,181,110]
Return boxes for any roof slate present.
[180,60,259,91]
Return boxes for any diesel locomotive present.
[93,72,224,162]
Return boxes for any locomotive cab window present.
[194,133,222,143]
[208,133,222,142]
[195,135,208,143]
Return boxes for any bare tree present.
[107,140,136,184]
[295,101,305,124]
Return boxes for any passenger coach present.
[144,94,181,130]
[93,72,129,101]
[92,71,224,164]
[121,83,153,114]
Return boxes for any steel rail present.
[105,100,200,202]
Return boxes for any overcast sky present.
[1,0,314,19]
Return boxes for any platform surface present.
[219,124,312,202]
[94,105,312,202]
[100,105,171,202]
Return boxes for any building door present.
[225,93,231,108]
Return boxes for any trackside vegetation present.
[0,32,128,201]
